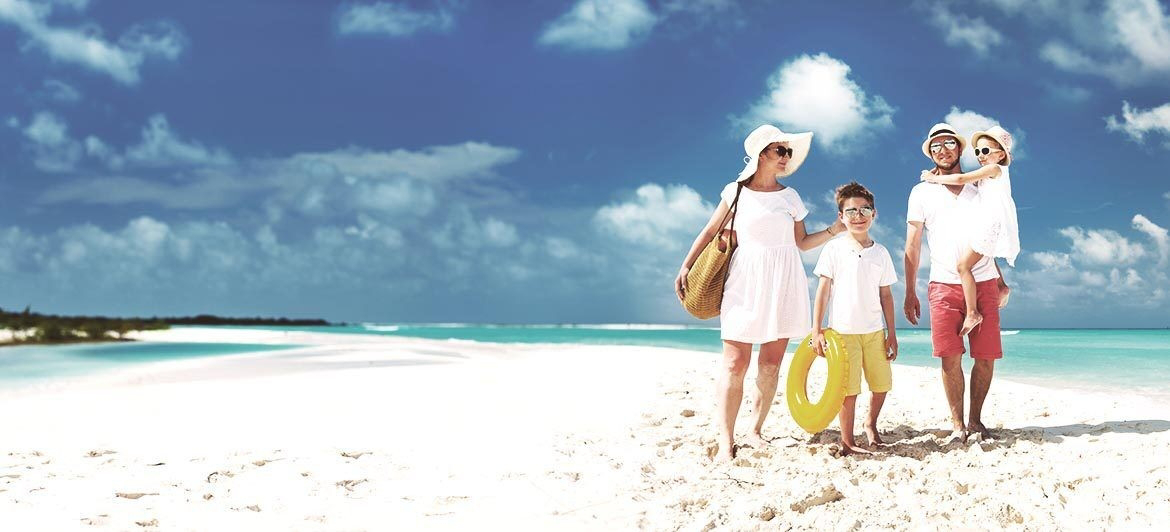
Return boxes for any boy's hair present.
[835,181,875,211]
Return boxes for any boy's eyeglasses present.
[973,147,1003,156]
[842,206,875,219]
[766,146,793,158]
[929,139,959,153]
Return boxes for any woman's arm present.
[811,276,832,356]
[794,218,845,251]
[921,164,1001,185]
[674,201,732,300]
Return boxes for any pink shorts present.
[927,280,1003,360]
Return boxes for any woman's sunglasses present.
[766,146,793,158]
[973,147,1003,156]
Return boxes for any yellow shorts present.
[840,330,892,396]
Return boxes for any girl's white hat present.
[921,122,966,159]
[971,125,1013,166]
[736,124,813,182]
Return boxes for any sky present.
[1,0,1169,327]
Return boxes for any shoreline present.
[1,327,1167,529]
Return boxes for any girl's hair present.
[835,181,875,211]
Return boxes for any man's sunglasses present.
[842,206,875,219]
[929,139,959,153]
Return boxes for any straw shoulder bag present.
[682,184,743,319]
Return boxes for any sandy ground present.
[1,327,1167,530]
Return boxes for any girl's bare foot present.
[840,440,873,456]
[959,312,983,336]
[967,421,992,441]
[998,285,1011,308]
[864,426,884,446]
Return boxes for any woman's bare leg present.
[714,340,753,461]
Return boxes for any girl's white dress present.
[971,165,1020,266]
[718,182,811,344]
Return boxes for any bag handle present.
[712,183,744,251]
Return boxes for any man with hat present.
[903,123,1007,442]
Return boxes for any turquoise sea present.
[2,325,1168,399]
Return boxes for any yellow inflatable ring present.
[786,329,850,434]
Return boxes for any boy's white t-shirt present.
[813,236,898,334]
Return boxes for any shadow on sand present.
[805,419,1170,460]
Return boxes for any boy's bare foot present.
[967,421,992,441]
[839,440,873,456]
[864,426,884,446]
[742,432,770,449]
[959,312,983,336]
[998,285,1011,309]
[943,428,967,445]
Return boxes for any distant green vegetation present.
[0,307,330,346]
[0,306,169,345]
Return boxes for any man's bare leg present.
[864,391,888,446]
[744,339,788,448]
[941,355,967,441]
[714,340,752,461]
[968,358,995,440]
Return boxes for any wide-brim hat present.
[736,124,813,182]
[971,125,1013,166]
[921,122,966,159]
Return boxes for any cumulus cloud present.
[925,10,1005,56]
[941,107,1025,169]
[1037,0,1170,85]
[737,53,894,155]
[41,78,80,102]
[0,0,187,85]
[538,0,658,51]
[593,184,712,249]
[1057,226,1146,266]
[124,114,234,168]
[336,2,455,37]
[1105,101,1170,146]
[22,111,82,172]
[1132,214,1169,266]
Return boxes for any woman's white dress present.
[971,165,1020,266]
[718,182,811,344]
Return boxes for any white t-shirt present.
[906,182,1000,284]
[813,237,898,335]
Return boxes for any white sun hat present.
[971,125,1014,166]
[736,124,814,182]
[921,122,967,159]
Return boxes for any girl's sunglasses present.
[973,147,1003,156]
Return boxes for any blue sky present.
[2,0,1169,327]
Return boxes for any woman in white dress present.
[675,125,845,461]
[921,125,1019,335]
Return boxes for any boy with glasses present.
[810,182,899,455]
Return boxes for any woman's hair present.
[835,181,875,211]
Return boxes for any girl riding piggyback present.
[921,125,1019,335]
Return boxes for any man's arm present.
[903,221,925,325]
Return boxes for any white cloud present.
[942,107,1027,169]
[5,116,18,128]
[1057,226,1146,265]
[1044,83,1092,104]
[660,0,737,15]
[926,10,1005,55]
[1105,101,1170,146]
[22,110,81,172]
[738,53,895,156]
[0,0,187,85]
[124,114,234,168]
[1034,0,1170,85]
[41,78,80,102]
[336,2,455,37]
[538,0,658,51]
[1132,214,1169,265]
[1108,0,1170,71]
[593,183,712,249]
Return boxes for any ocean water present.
[326,324,1170,397]
[0,341,298,390]
[3,326,1167,399]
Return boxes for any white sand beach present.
[1,328,1168,530]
